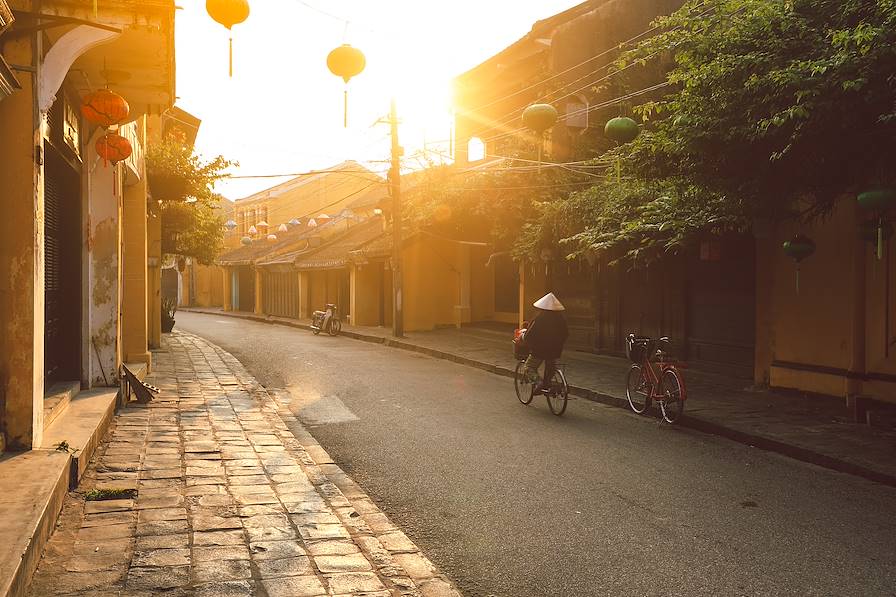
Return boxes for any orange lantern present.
[327,44,366,127]
[206,0,250,77]
[81,89,129,127]
[95,132,132,166]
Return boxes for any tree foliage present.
[146,139,234,265]
[507,0,896,263]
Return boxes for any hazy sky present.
[175,0,584,200]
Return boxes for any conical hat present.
[533,292,565,311]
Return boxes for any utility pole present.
[390,98,404,337]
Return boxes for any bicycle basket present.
[625,336,653,363]
[513,329,530,360]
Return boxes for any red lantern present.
[81,89,129,127]
[327,44,366,127]
[206,0,250,77]
[95,132,133,166]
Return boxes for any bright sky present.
[174,0,584,200]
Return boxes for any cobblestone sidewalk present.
[28,332,459,597]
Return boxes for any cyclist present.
[523,292,569,394]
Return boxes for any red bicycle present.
[625,334,687,424]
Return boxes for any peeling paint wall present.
[86,141,120,387]
[0,31,45,449]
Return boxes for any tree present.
[541,0,896,262]
[145,139,234,265]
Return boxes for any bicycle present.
[512,327,569,415]
[624,334,687,423]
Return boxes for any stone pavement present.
[184,308,896,487]
[27,332,459,597]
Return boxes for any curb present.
[181,308,896,488]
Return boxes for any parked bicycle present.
[513,323,570,416]
[624,334,687,423]
[310,303,342,336]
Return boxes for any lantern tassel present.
[878,217,884,261]
[537,140,542,173]
[229,36,234,78]
[344,89,348,128]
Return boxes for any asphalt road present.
[178,312,896,597]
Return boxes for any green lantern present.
[857,189,896,260]
[604,116,640,144]
[783,234,815,293]
[522,104,558,170]
[522,103,558,134]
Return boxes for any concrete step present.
[0,450,70,597]
[0,387,119,597]
[43,381,80,430]
[43,388,119,488]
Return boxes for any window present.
[467,137,485,162]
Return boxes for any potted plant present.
[162,298,177,333]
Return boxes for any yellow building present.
[0,1,175,590]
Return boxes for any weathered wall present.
[403,237,459,332]
[121,118,151,366]
[0,30,44,448]
[184,263,225,308]
[762,198,896,402]
[471,246,496,322]
[85,129,121,386]
[351,264,382,326]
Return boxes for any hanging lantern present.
[224,219,237,230]
[248,225,258,235]
[317,213,331,221]
[241,236,252,246]
[206,0,250,77]
[327,44,366,127]
[95,132,132,166]
[278,223,288,233]
[605,117,640,144]
[288,218,300,227]
[308,218,318,228]
[782,234,816,293]
[605,116,640,182]
[858,189,896,260]
[522,104,558,171]
[81,89,129,127]
[177,257,186,272]
[267,234,277,241]
[522,104,558,134]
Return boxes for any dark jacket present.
[524,310,569,359]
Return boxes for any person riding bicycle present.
[523,292,569,394]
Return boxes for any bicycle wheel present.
[328,319,342,336]
[546,369,569,416]
[660,369,684,424]
[625,364,652,414]
[514,361,534,405]
[312,327,321,336]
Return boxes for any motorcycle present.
[310,303,342,336]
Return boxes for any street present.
[179,311,896,597]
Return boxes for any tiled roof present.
[289,219,387,270]
[217,217,340,266]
